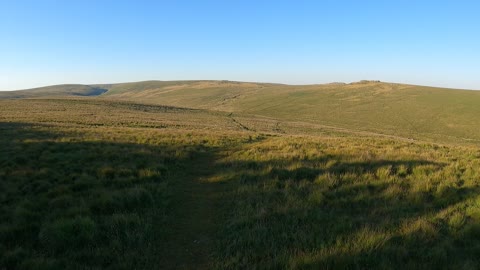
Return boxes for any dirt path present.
[157,149,227,269]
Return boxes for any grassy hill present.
[5,80,480,144]
[2,98,480,269]
[0,84,110,99]
[3,80,480,145]
[100,80,480,144]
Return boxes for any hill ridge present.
[2,80,480,144]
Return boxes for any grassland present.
[2,98,480,269]
[4,80,480,144]
[0,85,110,99]
[103,80,480,144]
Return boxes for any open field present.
[3,0,479,268]
[102,80,480,144]
[3,80,480,144]
[2,98,480,269]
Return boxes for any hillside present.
[2,98,480,269]
[0,84,110,99]
[98,80,480,143]
[3,80,480,144]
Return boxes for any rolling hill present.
[2,80,480,144]
[3,83,480,268]
[0,84,111,99]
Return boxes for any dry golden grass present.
[2,98,480,269]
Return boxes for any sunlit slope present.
[4,98,480,268]
[232,82,480,143]
[3,80,480,143]
[104,81,480,143]
[102,80,277,111]
[0,84,110,98]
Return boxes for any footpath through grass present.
[3,99,480,269]
[158,149,230,269]
[0,122,238,269]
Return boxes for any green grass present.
[212,136,480,269]
[0,123,197,269]
[2,94,480,268]
[0,84,109,98]
[102,80,480,144]
[4,80,480,144]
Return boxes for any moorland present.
[2,81,480,269]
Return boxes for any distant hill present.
[0,84,110,99]
[2,80,480,143]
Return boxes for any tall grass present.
[213,136,480,269]
[2,99,480,269]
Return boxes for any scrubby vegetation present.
[5,80,480,144]
[0,122,212,269]
[2,98,480,269]
[214,136,480,269]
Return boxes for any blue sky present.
[1,0,479,90]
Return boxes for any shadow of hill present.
[3,121,480,269]
[214,147,480,269]
[225,158,443,183]
[0,122,221,269]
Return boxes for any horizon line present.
[1,79,479,92]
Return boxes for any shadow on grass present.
[0,122,222,269]
[214,146,480,269]
[3,122,480,269]
[227,157,443,183]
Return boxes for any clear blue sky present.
[1,0,479,90]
